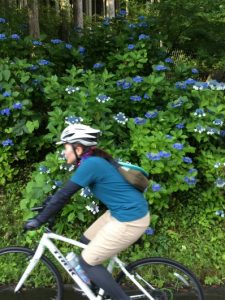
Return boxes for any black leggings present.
[79,235,130,300]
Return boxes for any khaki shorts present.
[81,210,150,266]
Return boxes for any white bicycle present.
[0,206,204,300]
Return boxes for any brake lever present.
[31,206,44,212]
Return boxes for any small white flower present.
[68,165,75,172]
[214,162,221,168]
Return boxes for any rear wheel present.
[0,246,63,300]
[116,257,204,300]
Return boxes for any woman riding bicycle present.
[24,124,150,300]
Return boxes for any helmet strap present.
[71,144,80,166]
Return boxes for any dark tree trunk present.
[27,0,40,38]
[73,0,83,29]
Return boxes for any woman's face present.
[64,144,83,164]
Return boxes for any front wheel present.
[0,246,63,300]
[116,257,204,300]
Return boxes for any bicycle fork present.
[14,241,45,293]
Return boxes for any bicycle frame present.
[14,231,154,300]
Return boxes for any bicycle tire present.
[116,257,204,300]
[0,246,64,300]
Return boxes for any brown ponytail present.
[91,147,114,164]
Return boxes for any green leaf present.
[3,70,10,81]
[25,120,39,133]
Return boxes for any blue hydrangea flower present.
[2,91,11,97]
[51,39,63,44]
[102,18,110,26]
[173,143,184,150]
[184,78,196,85]
[130,95,142,102]
[159,151,171,158]
[65,86,80,94]
[0,33,6,40]
[145,111,158,119]
[38,59,50,66]
[96,94,111,103]
[80,187,93,198]
[176,123,185,129]
[138,22,148,28]
[122,81,132,89]
[165,57,173,63]
[193,82,209,90]
[11,34,20,40]
[65,116,83,124]
[154,65,167,71]
[113,112,128,124]
[32,40,42,46]
[39,166,50,174]
[215,210,224,218]
[32,79,41,86]
[117,80,125,87]
[118,9,127,16]
[78,46,85,54]
[206,127,219,135]
[128,44,135,50]
[1,108,11,116]
[194,108,206,117]
[146,153,161,161]
[165,134,173,139]
[214,162,221,168]
[27,65,39,71]
[192,68,199,74]
[183,157,192,164]
[194,125,205,133]
[12,102,23,110]
[171,98,184,108]
[2,139,13,146]
[132,76,143,83]
[215,178,225,188]
[117,79,132,89]
[134,117,146,125]
[184,176,196,185]
[86,201,99,215]
[213,119,223,126]
[65,43,72,49]
[189,168,197,173]
[139,33,150,40]
[144,93,150,99]
[210,81,225,90]
[175,82,187,89]
[220,130,225,137]
[93,62,104,69]
[145,227,155,235]
[128,23,136,28]
[0,18,6,23]
[152,183,161,192]
[52,180,63,189]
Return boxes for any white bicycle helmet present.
[56,124,101,146]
